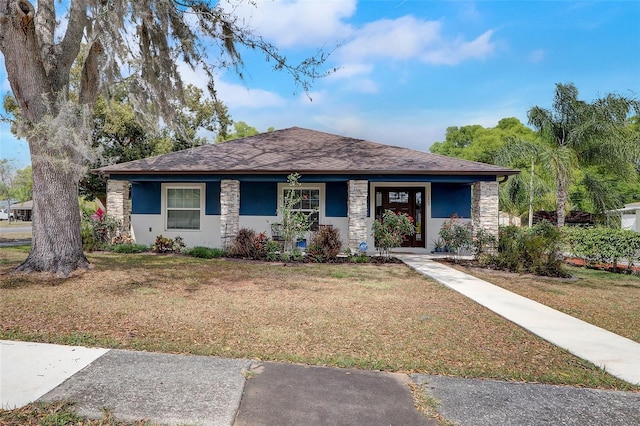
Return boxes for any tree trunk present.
[556,180,567,227]
[16,150,89,276]
[2,0,90,276]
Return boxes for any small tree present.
[278,173,314,253]
[372,209,415,258]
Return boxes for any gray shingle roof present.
[95,127,519,176]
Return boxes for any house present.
[9,200,33,221]
[95,127,518,252]
[607,202,640,232]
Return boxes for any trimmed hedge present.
[563,227,640,270]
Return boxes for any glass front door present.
[375,188,425,247]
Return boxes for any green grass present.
[0,401,149,426]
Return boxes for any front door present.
[375,188,425,247]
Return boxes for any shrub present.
[488,221,567,277]
[184,246,226,259]
[228,229,274,260]
[252,232,270,260]
[152,235,185,253]
[264,240,281,261]
[472,228,497,261]
[438,215,473,258]
[112,233,134,245]
[81,207,121,251]
[308,225,342,262]
[228,228,257,258]
[372,209,415,258]
[110,243,149,253]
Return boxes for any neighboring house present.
[10,200,33,221]
[95,127,518,252]
[608,202,640,232]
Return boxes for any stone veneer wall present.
[220,179,240,249]
[348,180,369,253]
[472,181,499,241]
[106,179,130,232]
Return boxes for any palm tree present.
[525,83,639,226]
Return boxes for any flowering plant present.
[372,209,415,258]
[438,214,473,258]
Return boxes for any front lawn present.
[0,247,636,390]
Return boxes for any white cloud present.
[329,63,374,79]
[528,49,545,63]
[338,16,495,66]
[217,81,287,109]
[221,0,356,48]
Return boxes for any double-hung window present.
[284,187,320,231]
[165,185,203,230]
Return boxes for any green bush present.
[110,243,149,253]
[563,226,640,271]
[438,215,473,257]
[81,207,121,251]
[473,227,497,261]
[488,221,567,277]
[308,225,342,262]
[264,240,281,261]
[372,209,415,258]
[184,246,226,259]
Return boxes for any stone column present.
[220,179,240,249]
[348,180,369,253]
[106,179,130,233]
[472,180,499,245]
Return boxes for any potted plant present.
[432,238,444,253]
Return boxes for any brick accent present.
[220,179,240,249]
[472,181,499,244]
[106,179,130,232]
[348,180,369,252]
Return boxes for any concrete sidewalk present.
[2,341,639,425]
[396,255,640,385]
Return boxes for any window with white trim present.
[284,187,320,231]
[165,185,203,230]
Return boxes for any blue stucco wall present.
[431,183,472,218]
[206,182,221,215]
[131,182,161,214]
[240,182,278,216]
[325,181,348,217]
[122,175,486,219]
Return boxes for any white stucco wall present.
[131,214,221,248]
[622,212,639,232]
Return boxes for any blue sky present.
[1,0,639,169]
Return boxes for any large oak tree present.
[0,0,327,275]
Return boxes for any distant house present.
[95,127,518,252]
[10,200,33,221]
[608,202,640,232]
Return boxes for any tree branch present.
[57,0,89,80]
[78,39,102,106]
[33,0,55,73]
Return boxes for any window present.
[166,186,202,230]
[284,187,320,231]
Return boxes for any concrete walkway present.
[396,254,640,385]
